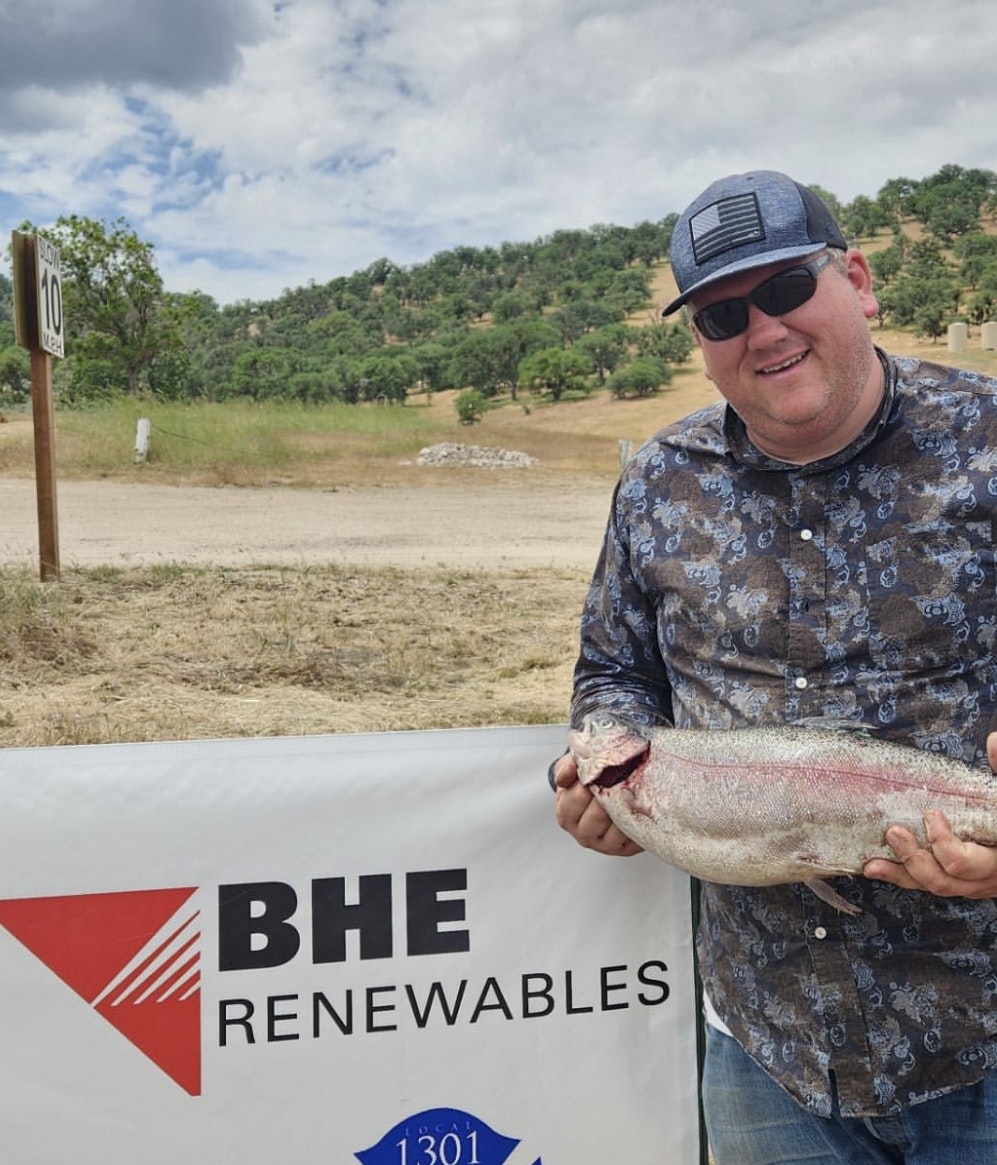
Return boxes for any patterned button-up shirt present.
[572,351,997,1118]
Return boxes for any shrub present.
[455,389,485,425]
[608,357,671,399]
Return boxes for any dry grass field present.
[2,294,996,752]
[0,406,631,750]
[0,559,588,747]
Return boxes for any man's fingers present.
[554,781,641,855]
[922,810,997,881]
[864,812,997,898]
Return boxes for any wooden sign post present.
[11,231,64,581]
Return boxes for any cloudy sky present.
[2,0,995,305]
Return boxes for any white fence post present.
[134,417,151,463]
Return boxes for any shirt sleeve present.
[570,478,674,729]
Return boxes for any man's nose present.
[744,302,791,348]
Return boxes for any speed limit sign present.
[34,236,64,358]
[8,229,63,577]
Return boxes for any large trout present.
[568,714,997,914]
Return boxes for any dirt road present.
[0,476,615,572]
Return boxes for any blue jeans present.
[702,1025,997,1165]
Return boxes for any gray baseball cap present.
[662,170,847,316]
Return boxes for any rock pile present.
[416,443,539,469]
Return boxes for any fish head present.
[568,714,651,788]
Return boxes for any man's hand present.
[551,751,642,857]
[863,731,997,898]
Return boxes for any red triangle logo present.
[0,887,201,1095]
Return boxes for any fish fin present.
[805,878,862,916]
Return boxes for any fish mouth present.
[591,740,651,788]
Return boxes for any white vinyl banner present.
[0,725,701,1164]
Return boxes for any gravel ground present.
[0,474,614,572]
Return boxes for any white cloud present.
[1,0,996,303]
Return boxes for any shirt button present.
[800,529,814,541]
[794,677,808,690]
[814,927,828,940]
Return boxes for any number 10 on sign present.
[35,236,64,358]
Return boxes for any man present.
[552,169,997,1164]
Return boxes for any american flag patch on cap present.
[690,192,764,265]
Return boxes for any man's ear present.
[845,250,879,322]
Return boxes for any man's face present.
[687,250,881,464]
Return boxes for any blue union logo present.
[355,1107,536,1165]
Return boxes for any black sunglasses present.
[691,253,833,342]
